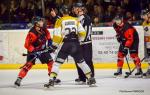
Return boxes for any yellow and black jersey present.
[142,21,150,48]
[52,15,86,45]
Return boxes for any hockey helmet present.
[113,15,124,25]
[73,2,84,8]
[60,5,70,14]
[32,16,43,24]
[32,16,44,27]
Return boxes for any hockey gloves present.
[47,45,57,53]
[122,47,128,56]
[144,27,149,31]
[47,39,57,53]
[116,35,122,43]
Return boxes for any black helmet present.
[32,16,43,25]
[73,2,84,8]
[113,15,123,21]
[141,8,150,16]
[60,5,70,14]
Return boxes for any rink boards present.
[0,26,147,69]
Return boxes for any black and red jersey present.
[24,27,51,52]
[113,22,139,48]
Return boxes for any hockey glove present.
[35,51,42,58]
[116,35,122,43]
[48,39,52,46]
[122,47,128,56]
[27,50,41,58]
[47,45,57,53]
[144,27,149,31]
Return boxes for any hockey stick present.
[120,43,132,75]
[124,56,146,78]
[22,46,54,56]
[125,56,132,73]
[19,55,37,69]
[20,48,53,69]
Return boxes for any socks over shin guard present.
[47,61,53,76]
[77,61,91,78]
[49,62,61,78]
[18,62,33,78]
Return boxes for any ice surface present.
[0,69,150,95]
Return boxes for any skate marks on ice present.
[0,79,97,91]
[95,69,148,79]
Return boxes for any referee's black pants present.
[75,43,95,82]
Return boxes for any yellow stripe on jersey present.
[142,21,150,26]
[54,18,62,28]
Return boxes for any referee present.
[73,3,95,84]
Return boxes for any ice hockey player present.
[141,9,150,78]
[73,2,95,84]
[44,5,96,88]
[14,17,57,87]
[113,15,143,77]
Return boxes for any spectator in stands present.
[125,11,133,21]
[0,2,9,23]
[116,6,125,16]
[16,0,28,23]
[34,0,42,17]
[0,0,149,25]
[63,0,74,8]
[93,4,104,22]
[85,0,94,17]
[9,0,18,23]
[44,7,53,28]
[121,0,131,12]
[111,0,121,6]
[26,1,34,22]
[55,0,63,9]
[46,0,56,9]
[104,4,116,22]
[93,16,101,27]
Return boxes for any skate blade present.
[75,82,86,85]
[89,84,97,87]
[135,75,143,78]
[143,75,150,78]
[124,75,129,78]
[14,85,20,88]
[44,86,54,90]
[44,84,54,89]
[114,75,124,78]
[44,83,54,88]
[54,82,61,85]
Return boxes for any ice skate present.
[54,78,61,84]
[75,78,86,85]
[87,77,96,87]
[114,68,122,77]
[44,79,55,88]
[14,77,22,87]
[135,68,143,78]
[143,69,150,78]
